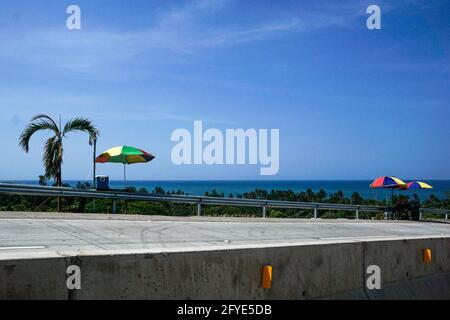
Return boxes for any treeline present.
[0,182,448,219]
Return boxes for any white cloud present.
[0,0,354,79]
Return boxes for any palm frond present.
[89,128,100,146]
[19,119,59,152]
[31,114,59,129]
[63,117,99,142]
[42,136,60,180]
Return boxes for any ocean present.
[5,180,450,201]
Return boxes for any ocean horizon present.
[3,180,450,201]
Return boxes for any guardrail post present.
[355,209,359,220]
[197,203,202,217]
[262,206,266,219]
[314,207,318,219]
[112,200,117,214]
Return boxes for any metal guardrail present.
[0,183,387,218]
[419,208,449,220]
[0,183,448,220]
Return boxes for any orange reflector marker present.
[423,248,432,264]
[262,265,273,289]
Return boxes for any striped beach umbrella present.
[406,181,433,190]
[370,176,407,204]
[96,145,155,185]
[370,176,407,189]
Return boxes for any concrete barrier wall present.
[1,237,449,300]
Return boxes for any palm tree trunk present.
[56,155,62,212]
[57,178,61,212]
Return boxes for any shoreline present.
[2,179,449,201]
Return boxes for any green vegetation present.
[0,183,448,220]
[19,114,99,187]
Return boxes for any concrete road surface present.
[0,212,449,259]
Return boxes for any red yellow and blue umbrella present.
[370,176,407,189]
[96,145,155,185]
[370,176,407,204]
[406,181,433,190]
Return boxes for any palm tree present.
[89,131,99,188]
[19,114,99,187]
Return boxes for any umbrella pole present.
[392,188,395,220]
[123,164,126,188]
[124,163,128,214]
[93,139,96,213]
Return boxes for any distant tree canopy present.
[0,182,448,219]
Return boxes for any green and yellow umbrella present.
[95,145,155,185]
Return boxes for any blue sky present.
[0,0,449,181]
